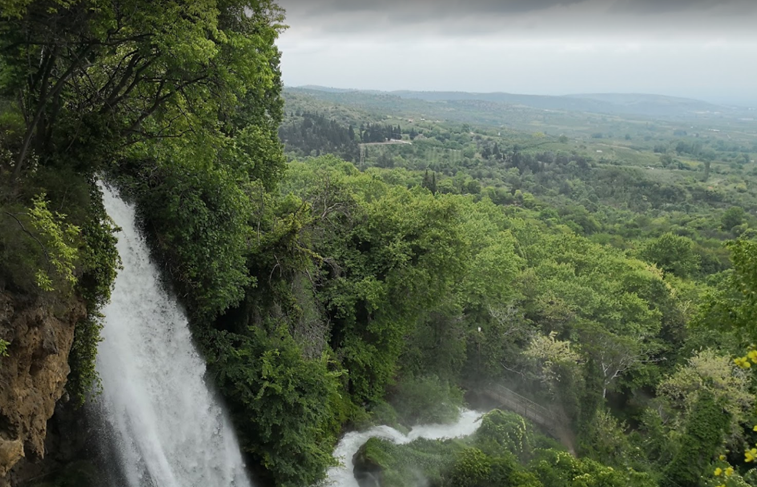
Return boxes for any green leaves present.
[0,192,81,294]
[129,161,255,322]
[27,193,80,291]
[698,238,757,342]
[2,0,286,178]
[639,232,700,278]
[205,326,342,487]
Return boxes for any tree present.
[206,326,343,487]
[660,153,675,168]
[639,232,700,278]
[721,206,746,232]
[657,349,752,434]
[699,239,757,341]
[662,391,731,487]
[578,326,653,399]
[524,331,581,390]
[1,0,285,179]
[422,169,437,194]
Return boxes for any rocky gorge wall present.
[0,291,86,486]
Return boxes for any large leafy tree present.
[2,0,287,322]
[0,0,285,180]
[639,232,700,278]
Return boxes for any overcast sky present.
[275,0,757,106]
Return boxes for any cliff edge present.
[0,291,86,484]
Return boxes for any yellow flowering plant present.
[711,346,757,486]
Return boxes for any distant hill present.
[297,85,356,94]
[388,91,732,118]
[290,86,747,120]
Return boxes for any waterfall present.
[323,409,483,487]
[96,183,253,487]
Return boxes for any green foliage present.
[1,0,286,179]
[67,185,121,406]
[356,408,653,487]
[657,349,751,434]
[353,414,546,487]
[3,25,754,483]
[722,207,746,232]
[581,409,654,474]
[400,307,468,381]
[356,436,468,487]
[0,194,80,293]
[524,331,582,388]
[699,239,757,342]
[389,375,463,426]
[204,325,343,487]
[662,391,731,487]
[639,232,700,278]
[66,315,104,406]
[531,449,657,487]
[75,186,121,308]
[124,162,256,322]
[450,447,493,487]
[0,171,119,405]
[0,0,286,417]
[291,160,471,403]
[474,410,536,461]
[26,194,79,291]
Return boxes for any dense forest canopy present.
[3,2,757,487]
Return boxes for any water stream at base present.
[323,409,484,487]
[96,183,253,487]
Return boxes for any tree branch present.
[2,211,52,273]
[13,44,93,179]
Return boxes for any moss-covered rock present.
[354,436,468,487]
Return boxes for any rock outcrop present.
[0,291,86,484]
[353,442,384,487]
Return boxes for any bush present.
[0,195,79,294]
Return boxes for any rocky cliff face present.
[0,291,86,485]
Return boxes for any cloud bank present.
[275,0,757,104]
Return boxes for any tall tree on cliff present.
[0,0,286,183]
[1,0,287,321]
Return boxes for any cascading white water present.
[96,183,253,487]
[323,409,483,487]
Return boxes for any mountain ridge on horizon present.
[295,85,719,104]
[289,85,755,120]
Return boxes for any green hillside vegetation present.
[4,2,757,487]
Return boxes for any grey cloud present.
[610,0,757,15]
[295,0,589,16]
[276,0,757,104]
[282,0,754,18]
[279,0,757,37]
